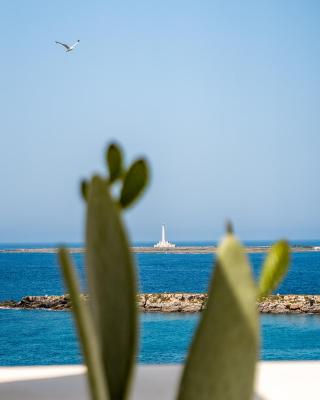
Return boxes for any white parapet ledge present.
[0,362,319,399]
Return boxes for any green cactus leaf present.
[177,233,259,400]
[58,248,109,400]
[86,176,137,400]
[258,240,290,298]
[106,143,123,183]
[119,159,148,208]
[81,179,89,200]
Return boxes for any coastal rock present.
[137,294,147,310]
[1,294,320,314]
[257,295,320,314]
[289,303,303,311]
[1,295,73,310]
[0,245,316,255]
[143,293,206,312]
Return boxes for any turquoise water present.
[1,251,320,301]
[0,310,320,365]
[0,244,320,365]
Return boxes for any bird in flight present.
[55,40,80,52]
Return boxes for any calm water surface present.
[0,244,320,365]
[1,251,320,300]
[0,310,320,365]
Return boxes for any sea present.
[1,240,320,366]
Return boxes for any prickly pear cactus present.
[59,143,149,400]
[176,227,290,400]
[177,228,259,400]
[258,240,290,298]
[59,143,290,400]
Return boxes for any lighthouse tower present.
[154,224,176,248]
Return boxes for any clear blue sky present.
[1,0,320,243]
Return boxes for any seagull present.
[55,40,80,52]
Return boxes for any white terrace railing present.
[0,362,319,400]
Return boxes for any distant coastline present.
[0,245,318,254]
[1,294,320,314]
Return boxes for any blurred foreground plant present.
[59,143,148,400]
[58,143,290,400]
[177,228,290,400]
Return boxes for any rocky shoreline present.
[1,294,320,314]
[0,246,317,254]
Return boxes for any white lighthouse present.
[154,224,176,248]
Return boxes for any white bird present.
[55,40,80,52]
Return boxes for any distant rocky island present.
[0,245,318,254]
[1,293,320,314]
